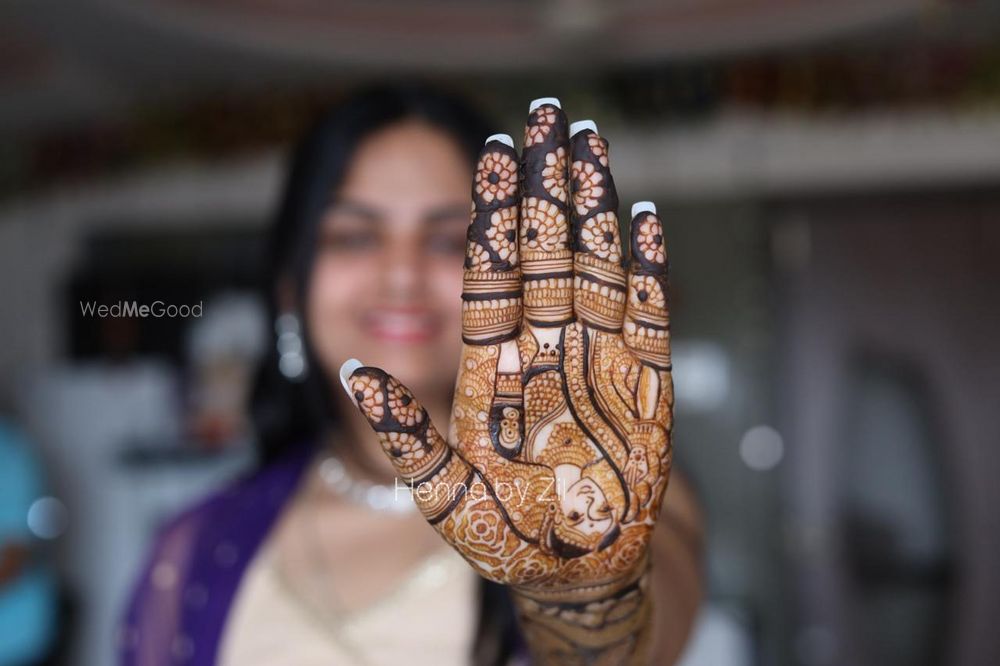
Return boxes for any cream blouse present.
[218,545,478,666]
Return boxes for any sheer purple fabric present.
[118,445,314,665]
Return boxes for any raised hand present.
[343,98,672,664]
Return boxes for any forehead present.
[338,120,471,208]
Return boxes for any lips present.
[361,308,441,343]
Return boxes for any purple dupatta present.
[118,442,526,665]
[119,445,314,665]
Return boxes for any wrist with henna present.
[511,557,653,666]
[341,97,675,666]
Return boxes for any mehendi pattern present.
[346,104,674,666]
[521,103,574,329]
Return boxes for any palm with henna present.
[343,98,673,664]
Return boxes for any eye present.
[598,504,611,515]
[320,229,379,252]
[424,230,466,255]
[567,511,582,523]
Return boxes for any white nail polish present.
[570,120,597,136]
[485,133,514,148]
[339,358,363,397]
[631,201,657,218]
[528,97,561,113]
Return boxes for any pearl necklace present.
[318,455,417,516]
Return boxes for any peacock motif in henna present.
[345,100,673,664]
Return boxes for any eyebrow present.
[423,203,470,225]
[326,199,382,223]
[326,200,468,227]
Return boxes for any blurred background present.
[1,1,999,665]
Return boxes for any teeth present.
[529,97,561,112]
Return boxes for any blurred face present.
[306,121,470,400]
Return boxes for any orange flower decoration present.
[521,197,567,251]
[475,151,518,204]
[525,107,558,147]
[636,214,665,264]
[588,134,609,167]
[541,147,568,201]
[572,161,605,215]
[485,208,519,263]
[580,212,621,263]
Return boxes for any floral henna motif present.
[386,376,424,427]
[628,275,666,310]
[349,104,674,666]
[634,213,665,264]
[579,211,623,264]
[572,162,605,216]
[524,105,559,147]
[521,197,568,252]
[463,138,523,345]
[520,103,574,328]
[588,133,609,167]
[570,127,628,338]
[467,142,520,273]
[474,149,518,205]
[348,367,473,524]
[570,128,619,254]
[542,147,568,201]
[625,210,671,371]
[484,207,519,264]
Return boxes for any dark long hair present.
[248,83,520,665]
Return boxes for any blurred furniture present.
[779,212,1000,666]
[22,363,252,666]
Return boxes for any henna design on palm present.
[344,102,673,660]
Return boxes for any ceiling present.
[1,0,939,136]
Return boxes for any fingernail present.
[631,201,657,218]
[570,120,597,136]
[485,133,514,148]
[529,97,561,113]
[339,358,363,397]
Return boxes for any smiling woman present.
[120,84,704,666]
[309,120,470,382]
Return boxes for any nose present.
[381,228,424,298]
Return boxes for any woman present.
[121,85,703,665]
